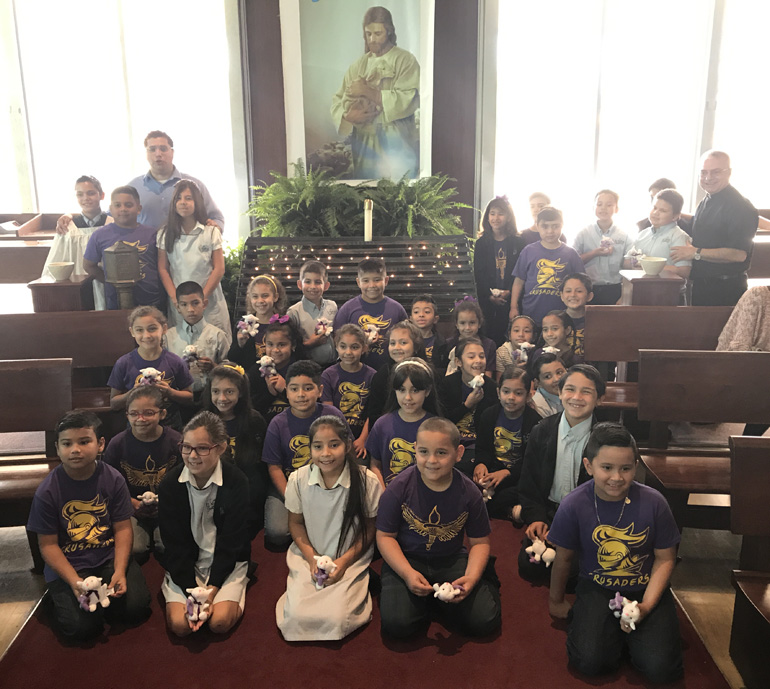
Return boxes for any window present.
[3,0,245,238]
[494,0,760,237]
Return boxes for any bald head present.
[699,150,732,194]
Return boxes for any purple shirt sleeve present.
[320,367,337,403]
[107,353,131,390]
[261,416,285,466]
[546,496,581,551]
[375,478,404,534]
[83,230,102,263]
[166,351,194,390]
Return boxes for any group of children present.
[27,245,685,683]
[54,175,231,346]
[474,187,694,363]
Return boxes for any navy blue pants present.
[380,553,501,638]
[46,558,150,640]
[566,579,683,683]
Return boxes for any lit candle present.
[364,199,373,242]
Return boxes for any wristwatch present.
[694,248,702,261]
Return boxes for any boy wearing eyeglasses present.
[27,410,151,640]
[103,386,182,560]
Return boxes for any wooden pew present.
[0,310,135,414]
[729,435,770,689]
[748,235,770,278]
[583,305,733,409]
[636,349,770,530]
[0,358,71,532]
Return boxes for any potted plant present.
[247,162,470,238]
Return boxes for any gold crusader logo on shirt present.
[388,437,416,480]
[402,504,468,551]
[571,327,585,357]
[339,381,369,427]
[590,523,650,588]
[493,426,521,468]
[290,434,311,471]
[531,257,566,295]
[61,496,112,553]
[457,411,475,440]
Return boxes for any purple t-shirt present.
[107,349,193,424]
[27,462,134,582]
[332,295,408,369]
[547,481,681,592]
[512,242,585,325]
[103,426,182,497]
[320,363,376,438]
[365,411,433,484]
[262,402,348,476]
[83,222,161,310]
[107,349,194,393]
[492,408,524,470]
[376,465,491,556]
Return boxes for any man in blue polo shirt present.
[56,130,224,233]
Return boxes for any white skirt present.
[162,561,249,611]
[275,544,373,641]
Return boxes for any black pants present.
[380,553,501,638]
[590,283,622,305]
[567,579,683,683]
[481,302,510,348]
[744,423,769,437]
[691,274,747,306]
[46,558,150,640]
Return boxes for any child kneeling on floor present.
[27,410,151,640]
[376,417,501,638]
[159,411,251,636]
[547,422,683,683]
[276,415,383,640]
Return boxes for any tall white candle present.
[364,199,373,242]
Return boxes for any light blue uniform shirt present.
[573,223,633,285]
[626,222,692,267]
[127,166,224,231]
[548,414,592,504]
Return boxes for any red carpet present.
[0,521,729,689]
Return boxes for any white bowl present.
[639,256,666,276]
[48,261,75,281]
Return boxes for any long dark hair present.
[201,362,267,468]
[308,416,372,558]
[263,320,306,362]
[164,180,208,253]
[479,196,518,238]
[384,358,442,416]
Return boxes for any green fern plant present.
[365,173,470,237]
[221,238,245,321]
[247,162,470,238]
[247,161,362,237]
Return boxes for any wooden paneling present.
[241,0,287,193]
[638,349,770,424]
[432,0,479,234]
[584,305,733,362]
